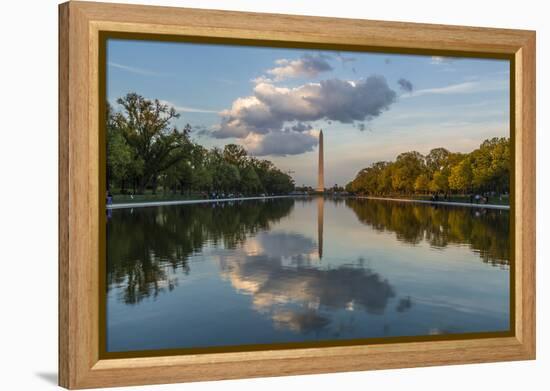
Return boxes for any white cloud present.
[212,75,397,156]
[251,75,274,84]
[405,79,507,98]
[215,76,396,140]
[244,129,319,157]
[108,62,163,76]
[258,54,333,82]
[409,81,478,96]
[430,56,454,65]
[159,99,219,114]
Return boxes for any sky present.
[107,39,510,188]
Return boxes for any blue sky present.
[107,39,509,188]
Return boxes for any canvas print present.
[104,39,511,354]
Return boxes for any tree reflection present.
[345,199,509,266]
[396,296,413,312]
[108,196,508,337]
[107,198,294,303]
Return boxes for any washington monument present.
[317,129,324,192]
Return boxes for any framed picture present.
[59,1,536,389]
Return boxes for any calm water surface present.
[106,197,510,352]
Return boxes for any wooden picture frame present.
[59,1,536,389]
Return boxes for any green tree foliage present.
[425,147,450,174]
[429,170,449,193]
[470,137,510,192]
[110,93,190,193]
[347,138,509,196]
[106,102,142,193]
[414,174,430,193]
[213,162,241,193]
[107,93,294,196]
[240,166,262,194]
[391,151,425,194]
[449,158,473,192]
[223,144,248,168]
[107,122,134,188]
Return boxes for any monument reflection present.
[106,197,510,352]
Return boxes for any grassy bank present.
[111,192,204,204]
[360,194,509,206]
[110,192,509,206]
[412,194,508,205]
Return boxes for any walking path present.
[358,196,510,210]
[107,194,510,210]
[107,195,298,209]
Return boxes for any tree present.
[107,94,298,198]
[110,93,190,193]
[470,137,510,193]
[174,160,194,194]
[264,169,294,194]
[377,164,394,195]
[414,174,430,194]
[425,148,450,174]
[449,159,473,192]
[391,151,425,194]
[240,166,262,194]
[348,162,380,194]
[429,171,449,193]
[213,162,241,193]
[350,167,376,194]
[346,138,509,198]
[188,144,213,192]
[223,144,248,168]
[107,124,135,191]
[106,102,138,192]
[345,182,354,193]
[192,166,213,192]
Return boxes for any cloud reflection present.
[272,309,331,333]
[217,230,395,333]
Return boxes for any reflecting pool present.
[106,197,510,352]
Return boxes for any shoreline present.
[107,195,299,209]
[108,194,509,210]
[358,196,510,210]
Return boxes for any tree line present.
[345,137,510,196]
[107,93,295,196]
